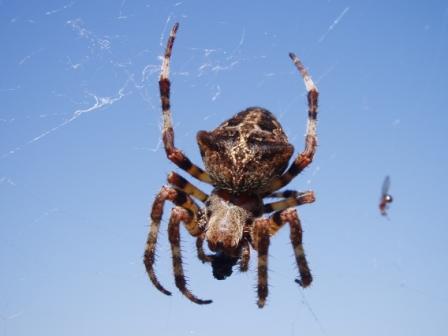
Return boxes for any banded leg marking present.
[168,207,212,305]
[264,53,318,194]
[168,171,208,202]
[263,191,315,213]
[144,186,202,297]
[265,209,313,288]
[159,23,212,184]
[252,219,271,308]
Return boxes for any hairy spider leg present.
[252,218,271,308]
[264,53,318,194]
[195,235,213,263]
[159,23,213,184]
[239,239,251,272]
[266,190,303,198]
[167,171,209,202]
[166,171,212,267]
[263,190,315,213]
[144,186,203,297]
[270,208,313,288]
[168,207,213,304]
[252,207,313,308]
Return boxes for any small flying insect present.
[379,176,393,217]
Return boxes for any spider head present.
[210,252,239,280]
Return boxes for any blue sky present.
[1,1,448,335]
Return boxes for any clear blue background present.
[1,1,447,335]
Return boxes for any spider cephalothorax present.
[144,23,319,308]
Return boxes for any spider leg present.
[144,186,202,297]
[252,207,313,307]
[252,218,271,308]
[195,234,213,263]
[167,171,211,265]
[263,54,318,195]
[268,208,313,288]
[266,190,302,198]
[263,191,315,213]
[168,207,212,304]
[159,23,213,184]
[168,171,209,202]
[239,239,251,272]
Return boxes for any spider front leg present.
[159,23,212,184]
[264,53,318,194]
[144,185,207,301]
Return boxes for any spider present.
[144,22,319,308]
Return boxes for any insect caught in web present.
[379,176,393,217]
[144,23,319,308]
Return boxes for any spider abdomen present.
[197,107,294,192]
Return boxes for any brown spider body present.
[203,190,258,252]
[197,109,294,278]
[197,107,293,193]
[144,23,319,308]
